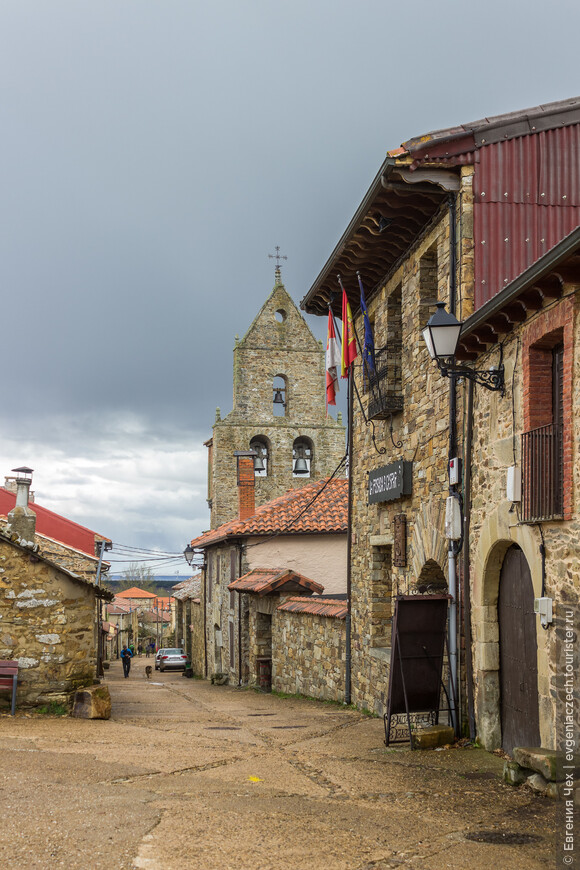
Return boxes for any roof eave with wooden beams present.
[301,157,457,317]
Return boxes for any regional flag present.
[358,272,375,374]
[341,286,358,377]
[325,309,340,406]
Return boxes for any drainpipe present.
[345,366,354,705]
[462,378,476,738]
[448,192,459,736]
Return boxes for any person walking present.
[120,645,133,678]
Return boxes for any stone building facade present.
[190,469,347,684]
[172,574,201,662]
[302,97,580,753]
[0,531,112,708]
[205,274,345,529]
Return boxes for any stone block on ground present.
[527,772,549,796]
[503,760,530,786]
[513,746,578,782]
[72,684,111,719]
[413,725,455,749]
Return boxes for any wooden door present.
[498,545,540,753]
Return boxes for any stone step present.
[512,746,579,783]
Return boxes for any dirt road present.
[0,656,558,869]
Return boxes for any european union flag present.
[357,272,375,374]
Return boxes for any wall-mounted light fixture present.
[184,544,195,566]
[422,302,504,394]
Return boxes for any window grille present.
[521,424,564,522]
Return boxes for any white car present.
[156,648,188,672]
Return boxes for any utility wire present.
[244,452,348,550]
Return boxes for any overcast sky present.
[1,1,578,574]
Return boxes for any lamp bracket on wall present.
[435,355,504,395]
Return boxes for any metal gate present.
[498,545,541,753]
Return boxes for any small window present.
[293,437,312,477]
[250,435,269,477]
[275,309,287,323]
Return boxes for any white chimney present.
[7,466,36,542]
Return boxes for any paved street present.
[0,656,558,869]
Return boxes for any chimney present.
[3,475,35,503]
[7,466,36,542]
[234,451,256,521]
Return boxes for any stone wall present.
[468,290,580,750]
[349,192,463,716]
[190,599,205,678]
[0,538,98,708]
[272,608,345,701]
[204,542,242,681]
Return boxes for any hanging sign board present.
[368,461,412,504]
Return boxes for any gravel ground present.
[0,656,559,869]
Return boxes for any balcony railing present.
[521,423,563,522]
[365,345,404,420]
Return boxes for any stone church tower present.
[206,270,345,529]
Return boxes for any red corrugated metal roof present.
[190,477,347,549]
[473,127,580,307]
[277,596,347,619]
[0,489,109,558]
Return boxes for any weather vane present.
[268,246,288,284]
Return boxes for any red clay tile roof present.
[108,601,132,614]
[172,575,202,601]
[116,586,157,599]
[277,596,348,619]
[190,477,347,549]
[228,568,324,597]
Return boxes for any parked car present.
[157,648,188,672]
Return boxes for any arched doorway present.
[498,544,540,753]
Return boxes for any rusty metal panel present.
[393,514,407,568]
[473,126,580,309]
[474,203,580,308]
[474,127,580,205]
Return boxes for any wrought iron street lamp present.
[183,544,195,566]
[422,302,504,394]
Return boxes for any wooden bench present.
[0,660,18,715]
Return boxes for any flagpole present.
[345,356,353,707]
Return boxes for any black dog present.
[145,666,152,680]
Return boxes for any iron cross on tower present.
[268,246,288,284]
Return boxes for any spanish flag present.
[341,286,358,377]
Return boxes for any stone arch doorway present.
[498,544,540,753]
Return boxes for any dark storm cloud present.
[0,0,578,563]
